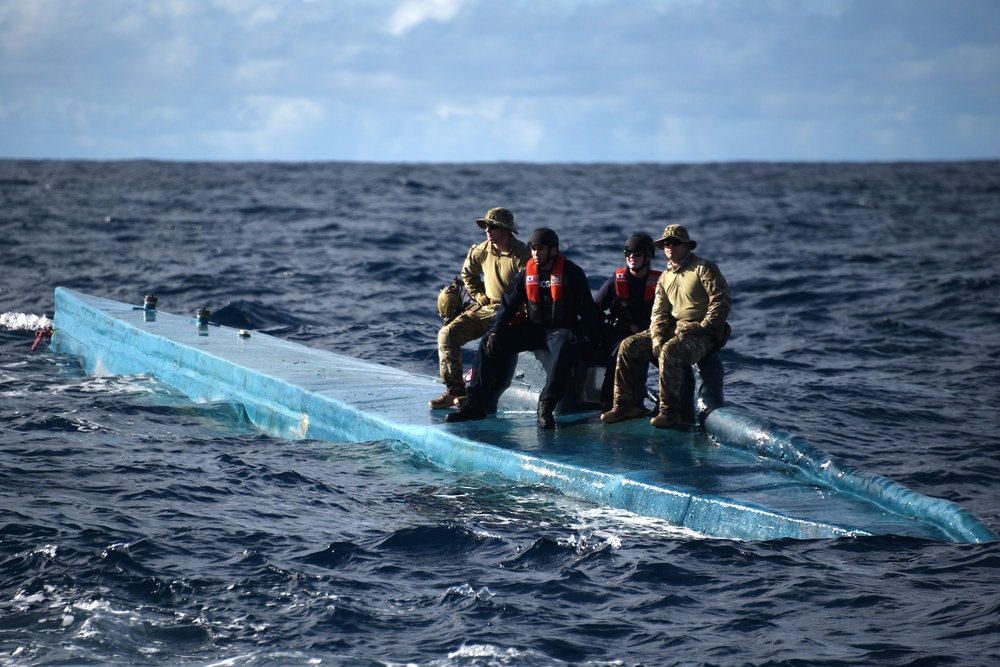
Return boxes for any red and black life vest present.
[614,267,661,302]
[525,254,565,326]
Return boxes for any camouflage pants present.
[613,329,715,415]
[437,306,493,390]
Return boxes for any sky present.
[1,0,999,163]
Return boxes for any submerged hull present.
[51,288,996,543]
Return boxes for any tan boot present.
[429,388,465,409]
[600,405,644,424]
[649,410,679,429]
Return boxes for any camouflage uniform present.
[612,251,731,418]
[437,236,530,393]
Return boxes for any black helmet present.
[623,233,655,257]
[527,228,559,249]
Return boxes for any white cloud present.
[386,0,463,36]
[1,0,999,161]
[430,98,545,156]
[203,96,326,158]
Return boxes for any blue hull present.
[51,288,996,543]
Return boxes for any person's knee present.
[437,326,453,347]
[550,328,574,344]
[440,321,474,349]
[621,336,652,364]
[542,329,571,353]
[659,343,685,370]
[619,337,639,358]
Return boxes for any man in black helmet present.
[593,233,661,411]
[447,227,600,429]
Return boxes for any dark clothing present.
[680,349,725,422]
[469,324,578,408]
[594,269,659,409]
[594,269,658,334]
[471,254,600,410]
[489,255,600,337]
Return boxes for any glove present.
[484,333,498,358]
[675,320,703,335]
[476,294,491,307]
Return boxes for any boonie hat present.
[654,224,697,250]
[476,207,517,233]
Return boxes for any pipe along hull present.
[52,288,996,543]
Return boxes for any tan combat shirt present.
[462,237,531,307]
[650,253,731,348]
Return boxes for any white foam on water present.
[0,311,53,331]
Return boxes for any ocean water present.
[2,159,999,666]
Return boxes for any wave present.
[0,312,52,331]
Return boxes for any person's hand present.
[484,333,498,357]
[675,320,702,335]
[651,336,663,358]
[476,294,491,307]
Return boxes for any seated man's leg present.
[693,349,725,418]
[470,326,522,401]
[449,324,538,422]
[483,346,520,414]
[534,327,576,428]
[653,334,714,428]
[670,348,725,424]
[599,337,625,412]
[538,328,577,406]
[614,330,653,410]
[677,364,697,424]
[432,309,490,408]
[601,330,653,423]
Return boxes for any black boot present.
[536,400,555,430]
[446,399,487,423]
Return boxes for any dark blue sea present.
[2,160,999,666]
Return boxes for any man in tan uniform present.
[430,207,531,409]
[600,224,731,428]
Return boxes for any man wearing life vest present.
[593,233,661,411]
[601,224,731,428]
[447,228,601,429]
[429,207,531,410]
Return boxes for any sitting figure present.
[429,207,530,409]
[593,233,661,411]
[447,228,600,429]
[601,224,731,428]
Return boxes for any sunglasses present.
[661,239,682,247]
[623,249,646,257]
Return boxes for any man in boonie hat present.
[653,224,697,251]
[601,223,732,428]
[476,207,518,232]
[429,207,530,410]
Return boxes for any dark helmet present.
[527,228,559,249]
[623,233,655,257]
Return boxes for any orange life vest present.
[525,254,565,303]
[524,254,565,326]
[614,267,660,302]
